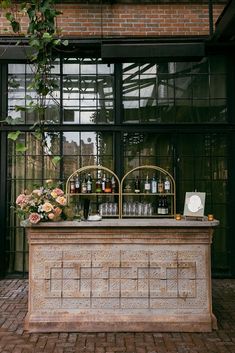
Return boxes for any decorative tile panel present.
[42,250,197,309]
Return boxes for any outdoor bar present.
[25,218,218,333]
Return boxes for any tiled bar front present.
[25,219,218,332]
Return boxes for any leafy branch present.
[1,0,68,165]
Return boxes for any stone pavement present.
[0,279,234,353]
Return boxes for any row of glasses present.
[123,202,153,216]
[99,202,118,216]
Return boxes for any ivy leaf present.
[29,38,40,48]
[15,105,27,112]
[15,143,28,153]
[42,32,52,40]
[8,131,21,141]
[52,156,61,166]
[62,40,69,46]
[11,21,20,33]
[5,12,14,21]
[4,116,24,125]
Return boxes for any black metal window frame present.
[1,52,235,278]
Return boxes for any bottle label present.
[81,184,87,193]
[87,181,92,192]
[145,183,151,191]
[70,183,75,193]
[164,181,170,192]
[158,182,164,193]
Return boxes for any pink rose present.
[48,213,55,220]
[16,194,27,206]
[56,196,66,206]
[51,188,64,198]
[28,213,41,224]
[41,202,53,213]
[54,207,62,216]
[32,189,43,196]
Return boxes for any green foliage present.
[8,130,21,141]
[15,143,28,153]
[2,0,67,166]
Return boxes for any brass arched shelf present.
[66,165,121,218]
[120,165,176,218]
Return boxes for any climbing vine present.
[1,0,67,163]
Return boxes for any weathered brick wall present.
[0,3,226,37]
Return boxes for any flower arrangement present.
[15,182,69,225]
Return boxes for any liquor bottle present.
[158,177,164,193]
[75,174,81,193]
[105,177,112,193]
[81,177,87,194]
[111,176,116,193]
[102,173,106,193]
[157,196,162,215]
[134,176,141,193]
[86,173,92,193]
[163,196,169,215]
[164,176,171,193]
[96,171,102,193]
[157,197,162,214]
[70,176,75,194]
[144,174,151,193]
[151,175,157,194]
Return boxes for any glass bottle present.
[111,176,116,193]
[134,176,141,193]
[70,176,75,194]
[158,177,164,193]
[164,196,169,215]
[102,173,106,193]
[144,174,151,193]
[81,177,87,194]
[75,174,81,193]
[164,176,171,193]
[105,176,112,193]
[157,196,162,215]
[151,175,157,194]
[96,171,102,193]
[86,173,92,193]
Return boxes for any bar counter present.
[25,219,219,332]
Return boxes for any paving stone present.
[0,279,235,353]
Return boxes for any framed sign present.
[183,192,206,217]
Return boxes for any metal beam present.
[213,0,235,41]
[101,42,205,62]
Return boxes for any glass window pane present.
[210,75,226,98]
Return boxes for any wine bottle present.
[157,196,162,215]
[75,174,81,193]
[151,175,157,194]
[70,176,75,194]
[102,173,106,193]
[164,176,171,193]
[105,177,112,193]
[158,177,164,193]
[111,176,116,193]
[81,177,87,194]
[164,196,169,215]
[96,171,102,193]
[134,176,140,193]
[144,174,151,193]
[87,173,92,193]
